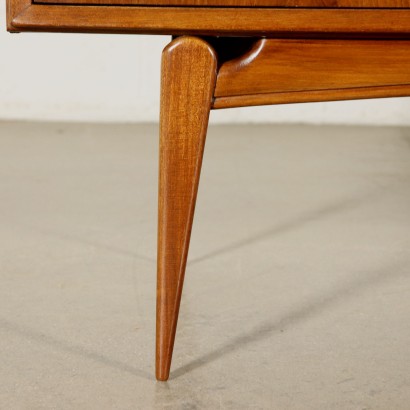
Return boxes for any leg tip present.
[156,368,170,382]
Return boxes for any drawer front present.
[31,0,410,7]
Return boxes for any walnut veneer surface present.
[5,0,410,383]
[7,0,410,35]
[31,0,410,7]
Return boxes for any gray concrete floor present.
[0,121,409,409]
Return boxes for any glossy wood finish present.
[9,7,410,36]
[214,39,410,106]
[5,0,410,384]
[213,84,410,109]
[32,0,410,7]
[157,36,217,382]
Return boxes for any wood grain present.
[31,0,410,8]
[11,7,410,36]
[6,0,410,383]
[215,39,410,97]
[7,0,30,32]
[157,36,217,382]
[213,84,410,108]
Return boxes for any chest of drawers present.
[6,0,410,381]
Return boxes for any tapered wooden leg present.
[156,36,217,381]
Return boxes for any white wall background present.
[1,1,410,126]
